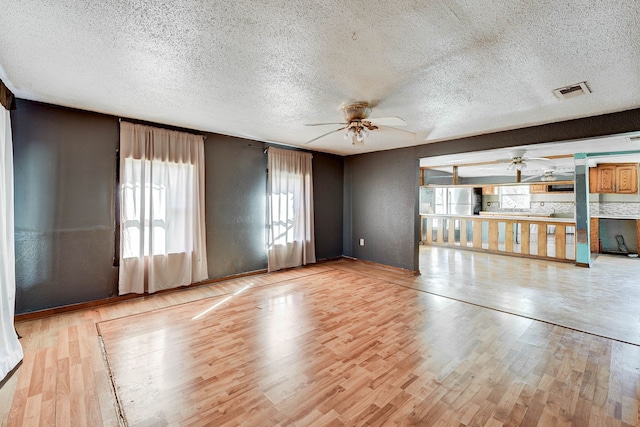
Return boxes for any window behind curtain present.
[121,158,195,258]
[267,147,315,272]
[118,122,207,295]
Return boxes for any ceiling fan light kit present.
[343,120,376,144]
[304,101,413,146]
[508,161,527,171]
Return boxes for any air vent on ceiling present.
[553,81,591,100]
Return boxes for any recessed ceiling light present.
[553,81,591,100]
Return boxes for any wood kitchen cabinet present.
[589,167,598,193]
[590,217,599,253]
[595,165,616,193]
[530,184,547,193]
[482,186,496,195]
[590,163,639,194]
[616,164,639,193]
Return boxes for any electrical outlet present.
[359,238,365,246]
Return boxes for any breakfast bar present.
[420,213,577,262]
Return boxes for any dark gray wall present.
[312,152,344,260]
[344,107,640,273]
[204,136,268,277]
[11,100,344,313]
[12,100,119,312]
[343,147,419,272]
[12,98,640,311]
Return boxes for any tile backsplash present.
[590,202,640,217]
[484,201,640,217]
[530,202,575,216]
[484,201,575,215]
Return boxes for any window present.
[498,185,530,210]
[121,158,195,258]
[269,189,296,247]
[266,148,315,272]
[118,122,207,295]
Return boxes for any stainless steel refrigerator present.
[420,187,482,215]
[447,187,482,215]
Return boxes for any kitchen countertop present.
[420,213,576,223]
[479,211,552,218]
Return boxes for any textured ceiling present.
[1,1,640,155]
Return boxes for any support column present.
[574,153,591,267]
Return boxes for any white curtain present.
[0,108,23,381]
[119,122,208,295]
[267,147,315,272]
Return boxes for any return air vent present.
[553,81,591,100]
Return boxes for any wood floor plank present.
[413,246,640,346]
[92,268,640,426]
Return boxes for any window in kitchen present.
[498,185,530,210]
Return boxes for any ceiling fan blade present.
[368,116,406,126]
[304,122,347,126]
[416,129,433,140]
[528,157,554,162]
[526,157,556,166]
[495,157,514,163]
[304,126,348,145]
[378,125,415,136]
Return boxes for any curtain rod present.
[118,118,206,140]
[263,145,313,158]
[0,79,16,111]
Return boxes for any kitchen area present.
[588,162,640,256]
[419,140,640,264]
[419,183,579,261]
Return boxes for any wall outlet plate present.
[359,238,365,246]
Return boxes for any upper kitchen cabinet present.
[482,186,496,195]
[616,164,639,193]
[590,163,639,194]
[530,184,548,194]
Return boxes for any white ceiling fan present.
[499,149,556,171]
[497,149,556,182]
[304,102,415,145]
[522,167,559,182]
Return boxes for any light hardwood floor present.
[412,246,640,345]
[1,253,639,426]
